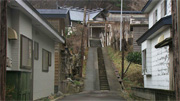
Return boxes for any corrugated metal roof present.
[108,10,142,14]
[70,10,101,22]
[37,8,102,22]
[37,9,69,15]
[70,10,84,21]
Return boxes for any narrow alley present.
[59,39,125,100]
[1,0,179,100]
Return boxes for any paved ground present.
[84,47,99,91]
[59,46,125,101]
[60,91,125,101]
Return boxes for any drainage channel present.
[97,48,110,90]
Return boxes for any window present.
[34,41,39,60]
[142,50,147,74]
[42,49,51,72]
[153,9,158,24]
[20,35,33,69]
[161,0,167,17]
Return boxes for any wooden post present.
[105,23,107,47]
[0,0,7,100]
[172,0,180,100]
[80,6,86,77]
[87,14,90,47]
[121,20,125,80]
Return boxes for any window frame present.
[42,49,52,72]
[48,52,52,66]
[20,35,33,70]
[34,41,39,60]
[142,49,147,74]
[153,9,158,24]
[161,0,167,17]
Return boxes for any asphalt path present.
[58,46,125,101]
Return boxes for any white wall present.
[149,0,171,28]
[7,7,12,60]
[19,12,32,39]
[7,9,33,70]
[8,9,21,70]
[142,28,171,90]
[7,7,55,100]
[32,28,55,100]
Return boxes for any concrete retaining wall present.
[131,87,175,100]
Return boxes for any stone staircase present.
[90,39,102,47]
[97,48,110,90]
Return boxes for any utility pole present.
[80,6,86,77]
[87,14,90,47]
[120,0,123,51]
[172,0,180,100]
[0,0,7,100]
[105,23,107,47]
[121,20,125,80]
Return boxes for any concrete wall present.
[132,87,175,100]
[142,28,171,90]
[32,28,55,100]
[149,0,171,28]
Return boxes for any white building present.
[6,0,65,100]
[137,0,173,90]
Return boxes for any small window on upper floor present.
[161,0,167,17]
[153,9,158,24]
[34,41,39,60]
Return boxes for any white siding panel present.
[149,0,171,28]
[19,12,32,39]
[7,7,12,59]
[32,28,55,100]
[143,28,171,90]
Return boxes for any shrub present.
[126,52,141,65]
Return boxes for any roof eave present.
[141,0,160,13]
[136,15,172,45]
[16,0,65,43]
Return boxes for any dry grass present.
[107,46,143,97]
[83,48,88,78]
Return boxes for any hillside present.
[28,0,148,11]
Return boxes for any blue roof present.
[137,15,172,44]
[108,10,142,14]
